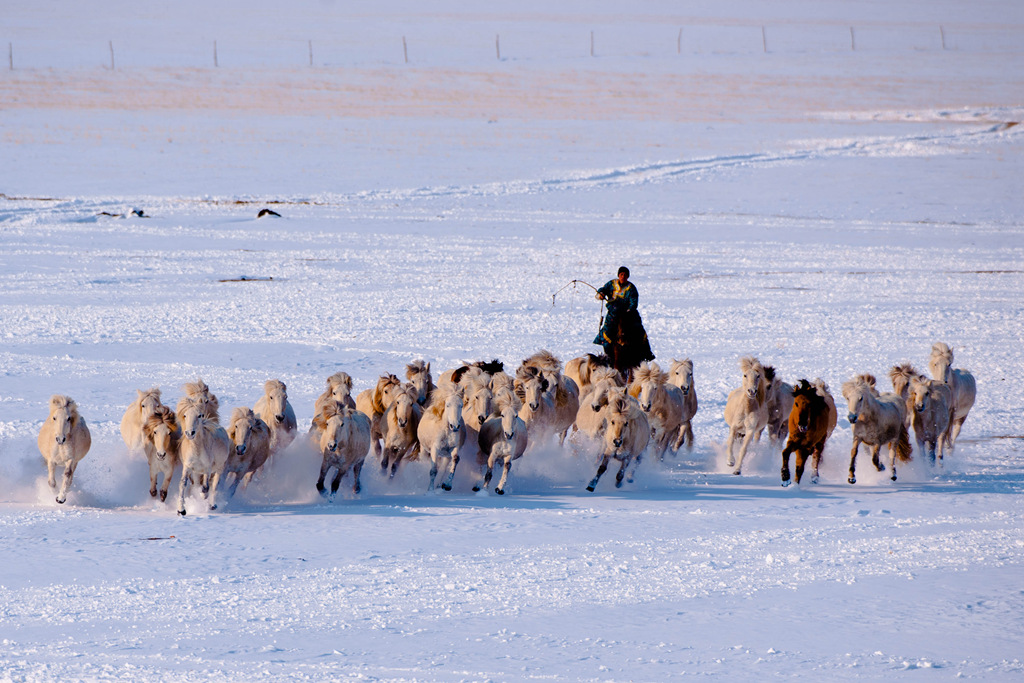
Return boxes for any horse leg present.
[811,441,824,484]
[177,470,192,516]
[316,459,331,498]
[441,448,460,491]
[352,460,363,495]
[208,471,222,510]
[871,444,886,472]
[587,454,611,492]
[46,457,57,489]
[329,465,346,499]
[427,451,439,491]
[733,431,755,475]
[780,443,794,486]
[149,463,159,498]
[56,461,76,504]
[615,456,631,488]
[725,427,739,468]
[848,438,861,484]
[474,451,496,492]
[888,442,898,482]
[948,417,966,452]
[794,448,806,485]
[495,457,513,495]
[228,472,241,499]
[158,470,172,502]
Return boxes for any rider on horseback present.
[594,266,655,367]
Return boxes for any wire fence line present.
[4,23,1021,71]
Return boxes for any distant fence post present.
[109,40,115,70]
[761,26,767,53]
[402,36,408,63]
[590,30,594,57]
[677,28,682,54]
[8,42,11,70]
[940,26,947,50]
[496,34,500,60]
[309,40,313,66]
[214,40,218,67]
[850,26,856,51]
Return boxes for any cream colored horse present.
[908,375,954,465]
[141,405,180,502]
[315,371,357,412]
[254,379,297,454]
[37,395,92,504]
[176,396,231,515]
[381,384,422,479]
[586,389,650,491]
[417,385,467,491]
[629,362,684,461]
[565,353,614,395]
[224,407,273,498]
[888,362,921,427]
[178,378,220,424]
[316,401,372,498]
[475,388,528,495]
[460,375,493,462]
[573,366,624,443]
[406,360,435,406]
[841,374,912,484]
[928,342,977,452]
[723,356,769,475]
[668,359,699,451]
[120,387,163,452]
[355,373,404,458]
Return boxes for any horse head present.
[48,395,79,445]
[263,380,289,424]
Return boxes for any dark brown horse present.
[781,380,831,486]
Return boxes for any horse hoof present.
[471,485,481,492]
[732,469,741,476]
[149,489,157,498]
[160,491,168,502]
[781,480,791,488]
[178,509,187,516]
[726,458,735,468]
[891,474,897,482]
[811,476,819,484]
[586,484,596,492]
[494,488,505,495]
[209,504,218,511]
[847,477,856,485]
[56,496,66,504]
[441,483,452,492]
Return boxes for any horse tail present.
[896,423,913,462]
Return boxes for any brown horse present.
[781,380,832,486]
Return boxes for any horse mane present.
[264,379,286,395]
[514,365,548,401]
[888,362,919,385]
[842,374,877,401]
[762,365,777,383]
[144,405,178,435]
[930,342,954,365]
[812,378,830,393]
[493,386,521,414]
[321,399,356,423]
[450,365,481,386]
[739,356,762,375]
[49,394,80,420]
[670,358,692,373]
[855,373,878,390]
[137,387,162,405]
[371,374,401,413]
[490,371,513,394]
[425,385,460,419]
[229,406,256,426]
[792,379,817,399]
[463,373,492,396]
[522,350,561,374]
[182,379,219,417]
[406,359,431,380]
[472,359,504,375]
[631,361,666,387]
[327,371,353,393]
[590,366,623,387]
[395,383,419,403]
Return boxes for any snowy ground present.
[2,1,1024,680]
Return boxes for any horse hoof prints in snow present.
[38,395,92,504]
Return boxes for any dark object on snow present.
[450,359,505,385]
[257,208,281,218]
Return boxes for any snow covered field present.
[2,1,1024,680]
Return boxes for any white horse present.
[515,365,558,446]
[841,374,913,484]
[573,366,624,443]
[315,371,357,412]
[565,353,615,395]
[888,362,921,427]
[475,388,528,495]
[406,360,435,406]
[460,375,493,462]
[812,378,839,440]
[629,362,684,461]
[723,356,770,475]
[668,359,699,451]
[520,351,580,444]
[224,407,273,498]
[908,375,954,465]
[141,405,180,502]
[355,373,404,459]
[120,387,163,452]
[37,395,92,504]
[380,384,423,479]
[178,378,220,424]
[316,401,372,499]
[586,389,650,491]
[416,385,467,491]
[253,379,297,454]
[176,396,231,515]
[928,342,977,452]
